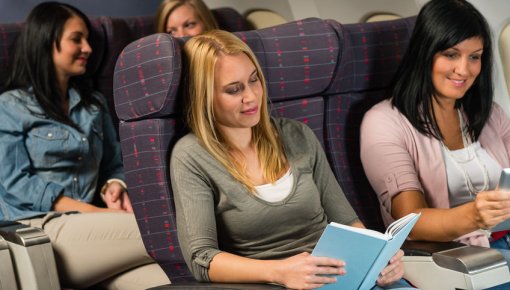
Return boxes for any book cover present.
[311,212,421,290]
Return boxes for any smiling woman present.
[0,1,169,289]
[52,15,92,106]
[431,37,483,105]
[360,1,510,289]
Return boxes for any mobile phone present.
[491,168,510,231]
[497,168,510,191]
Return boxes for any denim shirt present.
[0,87,124,221]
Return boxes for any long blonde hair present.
[155,0,218,33]
[184,30,287,192]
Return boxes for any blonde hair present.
[155,0,218,33]
[184,30,287,192]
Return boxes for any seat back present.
[114,33,193,281]
[0,22,23,88]
[212,7,252,32]
[324,17,415,231]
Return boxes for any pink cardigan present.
[360,99,510,246]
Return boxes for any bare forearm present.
[402,203,478,241]
[208,251,345,289]
[52,195,106,213]
[208,252,278,284]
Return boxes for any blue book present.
[312,212,421,290]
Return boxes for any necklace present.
[441,109,489,196]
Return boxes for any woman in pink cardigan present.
[360,0,510,271]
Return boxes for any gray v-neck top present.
[170,118,359,281]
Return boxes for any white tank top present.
[255,168,293,202]
[441,141,501,207]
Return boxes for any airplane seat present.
[212,7,251,32]
[113,15,510,289]
[0,22,23,88]
[244,9,287,29]
[325,16,510,289]
[323,16,417,232]
[499,20,510,96]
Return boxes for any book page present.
[385,213,419,237]
[330,222,390,240]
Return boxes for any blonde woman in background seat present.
[155,0,218,37]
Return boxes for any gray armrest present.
[0,221,60,290]
[0,235,18,290]
[403,240,466,256]
[402,240,510,289]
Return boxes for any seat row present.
[0,8,509,289]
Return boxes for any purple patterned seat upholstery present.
[213,7,251,32]
[324,17,415,231]
[0,22,23,86]
[113,33,192,281]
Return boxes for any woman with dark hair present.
[0,2,169,289]
[170,29,412,290]
[360,0,510,275]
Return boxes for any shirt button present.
[77,156,83,161]
[73,177,78,182]
[47,133,53,138]
[82,137,87,142]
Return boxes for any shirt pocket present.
[28,127,70,167]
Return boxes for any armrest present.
[149,282,285,289]
[403,240,466,256]
[402,240,510,289]
[0,234,18,290]
[0,221,50,246]
[0,221,60,290]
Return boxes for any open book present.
[312,212,421,290]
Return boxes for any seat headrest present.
[235,18,339,102]
[325,16,416,94]
[212,7,251,32]
[86,18,106,77]
[0,22,23,84]
[113,33,182,122]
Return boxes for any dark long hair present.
[3,1,101,130]
[390,0,493,141]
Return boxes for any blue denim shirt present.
[0,87,124,221]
